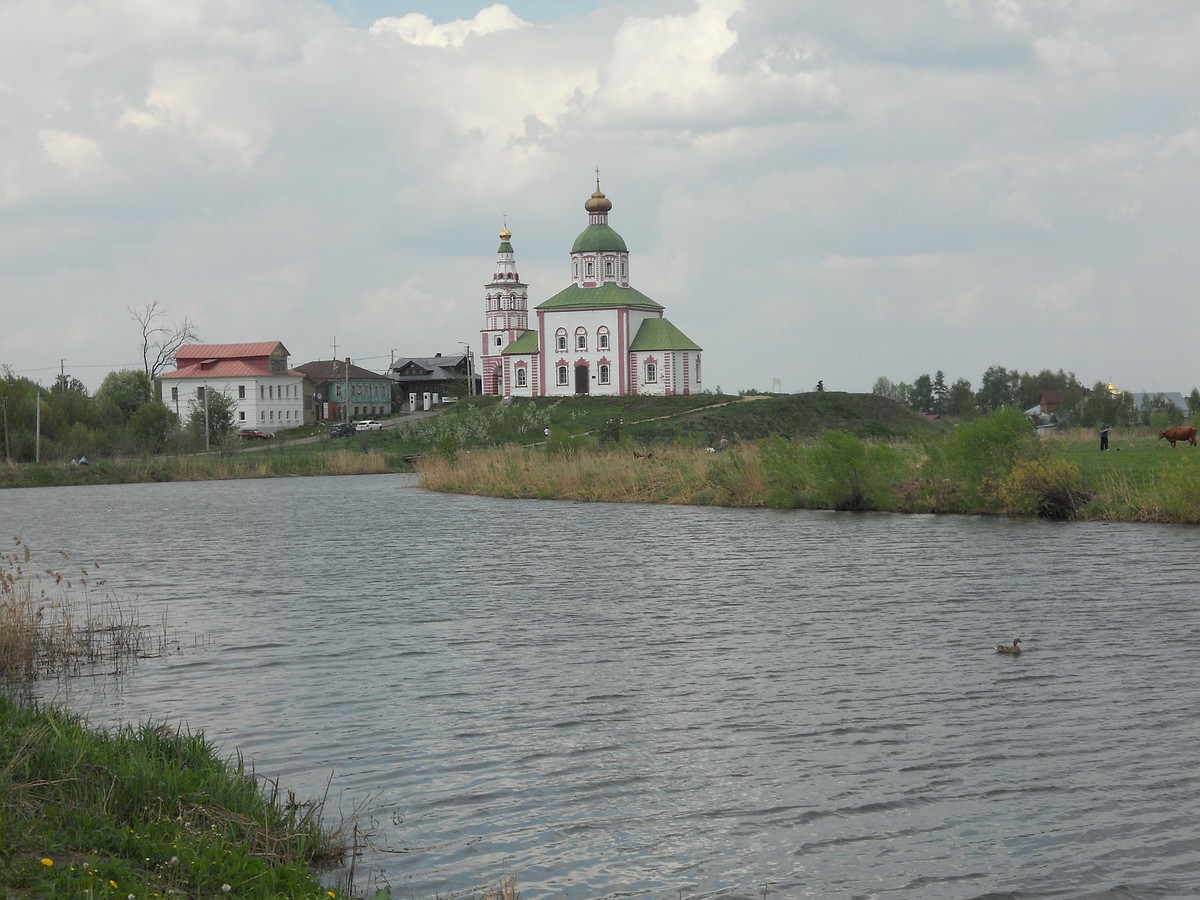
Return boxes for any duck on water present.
[996,638,1023,655]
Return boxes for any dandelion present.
[222,885,232,893]
[40,858,53,867]
[110,880,119,889]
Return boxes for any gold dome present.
[585,187,612,214]
[499,226,511,241]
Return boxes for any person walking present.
[1100,422,1110,451]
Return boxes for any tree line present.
[873,366,1200,428]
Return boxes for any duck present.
[996,638,1022,655]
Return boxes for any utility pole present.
[203,384,210,451]
[2,396,9,463]
[35,391,40,463]
[344,357,351,424]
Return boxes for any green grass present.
[0,693,348,898]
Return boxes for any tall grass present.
[419,410,1200,523]
[1,539,172,682]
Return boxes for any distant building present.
[1129,392,1189,417]
[295,359,393,423]
[390,353,478,407]
[160,341,305,434]
[480,179,703,398]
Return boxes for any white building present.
[481,180,703,398]
[160,341,306,434]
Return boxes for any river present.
[4,474,1199,898]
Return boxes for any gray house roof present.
[390,353,470,383]
[1130,391,1188,413]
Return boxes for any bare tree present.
[128,300,200,381]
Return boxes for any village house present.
[160,341,307,434]
[294,358,393,423]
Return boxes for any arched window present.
[645,362,658,383]
[556,329,568,352]
[586,260,594,278]
[597,328,609,350]
[557,365,569,386]
[605,259,613,277]
[599,364,610,385]
[516,368,527,387]
[575,328,587,351]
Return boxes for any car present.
[441,396,459,404]
[329,422,356,438]
[356,420,383,432]
[238,429,273,440]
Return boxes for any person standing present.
[1100,422,1109,451]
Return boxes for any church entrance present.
[574,363,589,395]
[491,366,503,396]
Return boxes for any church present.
[479,180,703,398]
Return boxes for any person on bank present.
[1100,423,1109,451]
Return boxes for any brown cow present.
[1157,425,1198,447]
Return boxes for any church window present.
[599,364,610,385]
[597,329,609,350]
[573,262,578,280]
[576,329,587,351]
[557,365,569,386]
[646,362,658,384]
[586,260,594,278]
[516,368,527,387]
[622,259,627,279]
[495,335,503,347]
[605,259,613,277]
[556,329,568,352]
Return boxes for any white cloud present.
[369,4,528,47]
[37,130,102,177]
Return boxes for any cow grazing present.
[1157,425,1198,447]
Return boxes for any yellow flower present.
[327,893,337,898]
[40,858,53,867]
[110,880,119,889]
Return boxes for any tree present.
[911,373,933,414]
[96,369,153,420]
[932,370,948,415]
[945,378,977,418]
[129,300,200,382]
[186,386,237,447]
[1188,388,1200,417]
[976,365,1020,412]
[128,401,176,452]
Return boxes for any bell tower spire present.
[480,222,529,396]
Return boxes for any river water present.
[3,474,1199,898]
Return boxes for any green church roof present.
[501,330,540,355]
[571,223,628,253]
[629,318,702,352]
[497,241,514,253]
[537,282,664,312]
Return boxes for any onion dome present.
[585,187,612,214]
[499,226,511,241]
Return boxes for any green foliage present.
[0,694,346,898]
[806,429,903,511]
[1064,381,1139,428]
[186,387,237,447]
[998,456,1090,519]
[926,407,1043,508]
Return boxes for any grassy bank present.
[0,693,348,899]
[418,410,1200,523]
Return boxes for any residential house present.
[390,353,478,408]
[294,359,394,423]
[160,342,306,434]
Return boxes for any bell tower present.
[480,224,529,396]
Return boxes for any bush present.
[998,457,1090,519]
[807,430,903,511]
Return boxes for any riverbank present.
[417,413,1200,523]
[0,692,348,898]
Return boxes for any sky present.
[3,1,1199,396]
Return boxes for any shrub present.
[998,456,1091,519]
[807,430,903,511]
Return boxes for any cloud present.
[369,4,528,47]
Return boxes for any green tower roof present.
[570,223,628,254]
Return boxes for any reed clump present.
[0,538,174,682]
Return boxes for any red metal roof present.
[175,342,285,362]
[161,360,273,380]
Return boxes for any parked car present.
[356,420,383,432]
[329,422,356,438]
[238,429,273,440]
[441,396,459,404]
